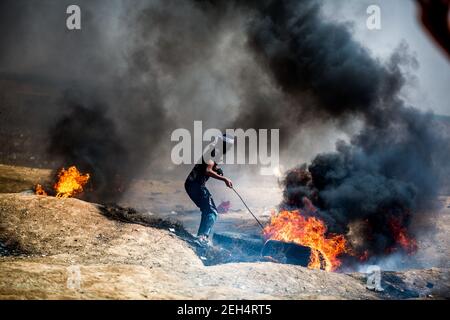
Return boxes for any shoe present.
[366,285,384,292]
[195,235,211,248]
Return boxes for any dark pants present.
[184,181,218,237]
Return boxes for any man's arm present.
[205,160,233,188]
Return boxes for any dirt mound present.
[0,194,201,270]
[0,194,448,299]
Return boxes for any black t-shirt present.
[186,158,217,186]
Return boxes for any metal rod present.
[231,187,265,230]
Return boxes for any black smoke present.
[0,0,256,201]
[243,0,450,259]
[48,101,128,201]
[232,0,410,131]
[0,0,191,201]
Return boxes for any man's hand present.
[205,160,233,188]
[215,167,224,176]
[224,178,233,188]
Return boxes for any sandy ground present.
[0,164,449,299]
[1,193,449,300]
[0,193,378,299]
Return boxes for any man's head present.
[207,133,235,161]
[217,133,235,155]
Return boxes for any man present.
[185,134,234,246]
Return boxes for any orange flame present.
[263,210,348,271]
[389,218,417,254]
[35,184,48,196]
[36,166,90,198]
[54,166,90,198]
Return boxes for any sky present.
[324,0,450,116]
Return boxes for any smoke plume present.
[241,0,450,260]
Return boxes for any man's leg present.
[197,188,218,237]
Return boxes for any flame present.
[36,166,90,198]
[54,166,90,198]
[389,218,417,254]
[35,184,48,196]
[263,210,348,271]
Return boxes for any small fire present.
[35,184,47,196]
[389,218,418,254]
[35,166,90,198]
[54,166,90,198]
[263,210,348,272]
